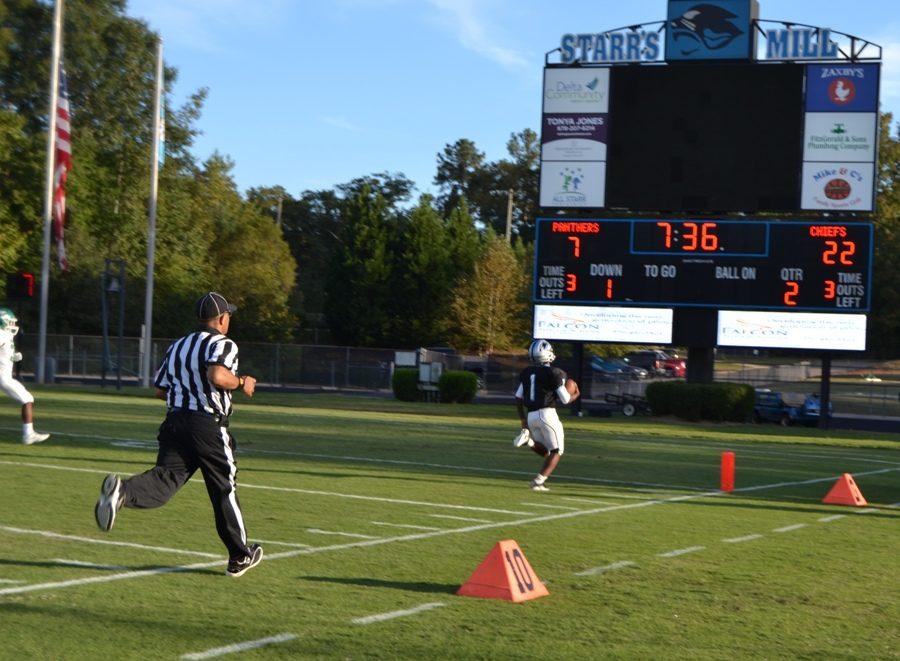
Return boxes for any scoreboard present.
[534,218,872,312]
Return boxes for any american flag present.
[52,64,71,270]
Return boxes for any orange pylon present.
[457,540,549,603]
[822,473,868,507]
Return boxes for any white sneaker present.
[22,431,50,446]
[513,429,531,448]
[530,480,549,492]
[95,474,124,531]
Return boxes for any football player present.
[0,308,50,445]
[514,339,578,491]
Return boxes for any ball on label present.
[565,378,578,397]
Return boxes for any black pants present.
[122,411,249,559]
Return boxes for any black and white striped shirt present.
[154,330,239,417]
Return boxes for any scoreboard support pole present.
[571,342,584,417]
[819,353,832,431]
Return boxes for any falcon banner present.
[52,63,72,270]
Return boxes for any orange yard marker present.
[457,540,549,603]
[822,473,868,507]
[721,452,735,492]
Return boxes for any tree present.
[324,186,395,345]
[449,233,526,354]
[870,112,900,356]
[389,195,453,346]
[434,139,485,217]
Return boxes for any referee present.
[94,292,262,578]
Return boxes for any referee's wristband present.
[237,376,245,390]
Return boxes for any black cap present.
[196,292,237,320]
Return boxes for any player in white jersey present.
[0,308,50,445]
[514,339,579,491]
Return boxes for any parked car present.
[609,358,648,380]
[590,356,628,381]
[623,350,685,378]
[753,389,831,426]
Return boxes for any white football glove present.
[11,351,22,363]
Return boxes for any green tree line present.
[2,1,900,355]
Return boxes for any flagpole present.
[141,38,163,388]
[37,0,64,385]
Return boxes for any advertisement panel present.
[543,68,610,114]
[534,304,673,343]
[806,64,879,112]
[800,162,874,211]
[717,310,866,350]
[803,113,877,162]
[541,113,608,161]
[539,162,606,208]
[665,0,757,61]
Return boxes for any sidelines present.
[658,546,705,558]
[0,524,222,558]
[722,534,763,543]
[2,466,895,598]
[50,559,128,570]
[181,633,297,660]
[351,602,445,625]
[574,560,636,576]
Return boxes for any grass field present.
[1,387,898,659]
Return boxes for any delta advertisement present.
[533,304,673,344]
[540,68,610,208]
[717,310,867,351]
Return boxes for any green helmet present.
[0,308,19,336]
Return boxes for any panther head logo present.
[670,4,744,55]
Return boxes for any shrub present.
[646,382,755,422]
[391,368,419,402]
[438,370,479,403]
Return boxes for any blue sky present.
[127,0,900,198]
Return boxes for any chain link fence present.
[10,335,900,416]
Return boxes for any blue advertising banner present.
[665,0,757,61]
[806,64,880,112]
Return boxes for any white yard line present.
[181,633,297,659]
[50,559,129,571]
[252,539,311,548]
[856,508,879,515]
[0,465,896,598]
[0,428,707,491]
[0,524,222,558]
[307,529,379,540]
[818,514,846,522]
[239,482,536,515]
[371,522,442,531]
[773,524,808,533]
[560,497,614,505]
[722,534,764,544]
[658,546,705,558]
[351,602,445,625]
[428,514,493,523]
[0,460,534,516]
[574,560,636,576]
[520,502,582,511]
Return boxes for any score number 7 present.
[567,236,580,257]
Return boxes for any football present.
[565,378,579,399]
